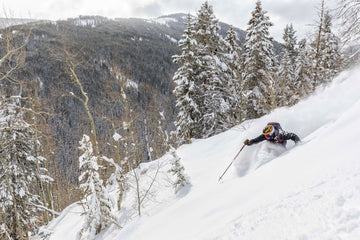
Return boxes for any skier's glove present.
[244,139,250,145]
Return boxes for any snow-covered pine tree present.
[193,1,234,137]
[311,0,326,90]
[277,50,293,107]
[173,14,201,142]
[0,100,48,240]
[276,24,298,107]
[168,147,190,194]
[78,134,114,240]
[157,109,190,194]
[311,10,342,88]
[282,24,298,64]
[223,25,244,123]
[242,0,277,119]
[295,39,313,98]
[319,12,343,83]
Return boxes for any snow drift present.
[42,65,360,239]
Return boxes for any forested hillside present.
[1,14,251,205]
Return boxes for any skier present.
[244,123,300,147]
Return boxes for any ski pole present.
[218,144,246,182]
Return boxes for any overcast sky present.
[1,0,339,41]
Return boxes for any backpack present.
[267,122,283,132]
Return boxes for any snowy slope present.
[43,65,360,240]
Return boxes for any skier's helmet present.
[263,125,275,139]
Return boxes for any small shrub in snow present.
[168,147,190,193]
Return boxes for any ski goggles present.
[264,134,274,140]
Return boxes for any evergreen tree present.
[168,147,190,194]
[276,24,298,106]
[0,100,48,239]
[311,11,342,88]
[173,14,200,143]
[242,0,277,119]
[319,12,342,83]
[311,0,325,90]
[295,39,313,98]
[78,134,114,240]
[191,1,232,137]
[277,50,294,107]
[223,25,244,123]
[282,24,298,64]
[174,2,235,139]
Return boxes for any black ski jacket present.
[248,132,300,147]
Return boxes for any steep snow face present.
[43,66,360,240]
[113,66,360,240]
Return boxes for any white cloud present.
[1,0,340,41]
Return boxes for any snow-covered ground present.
[42,65,360,239]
